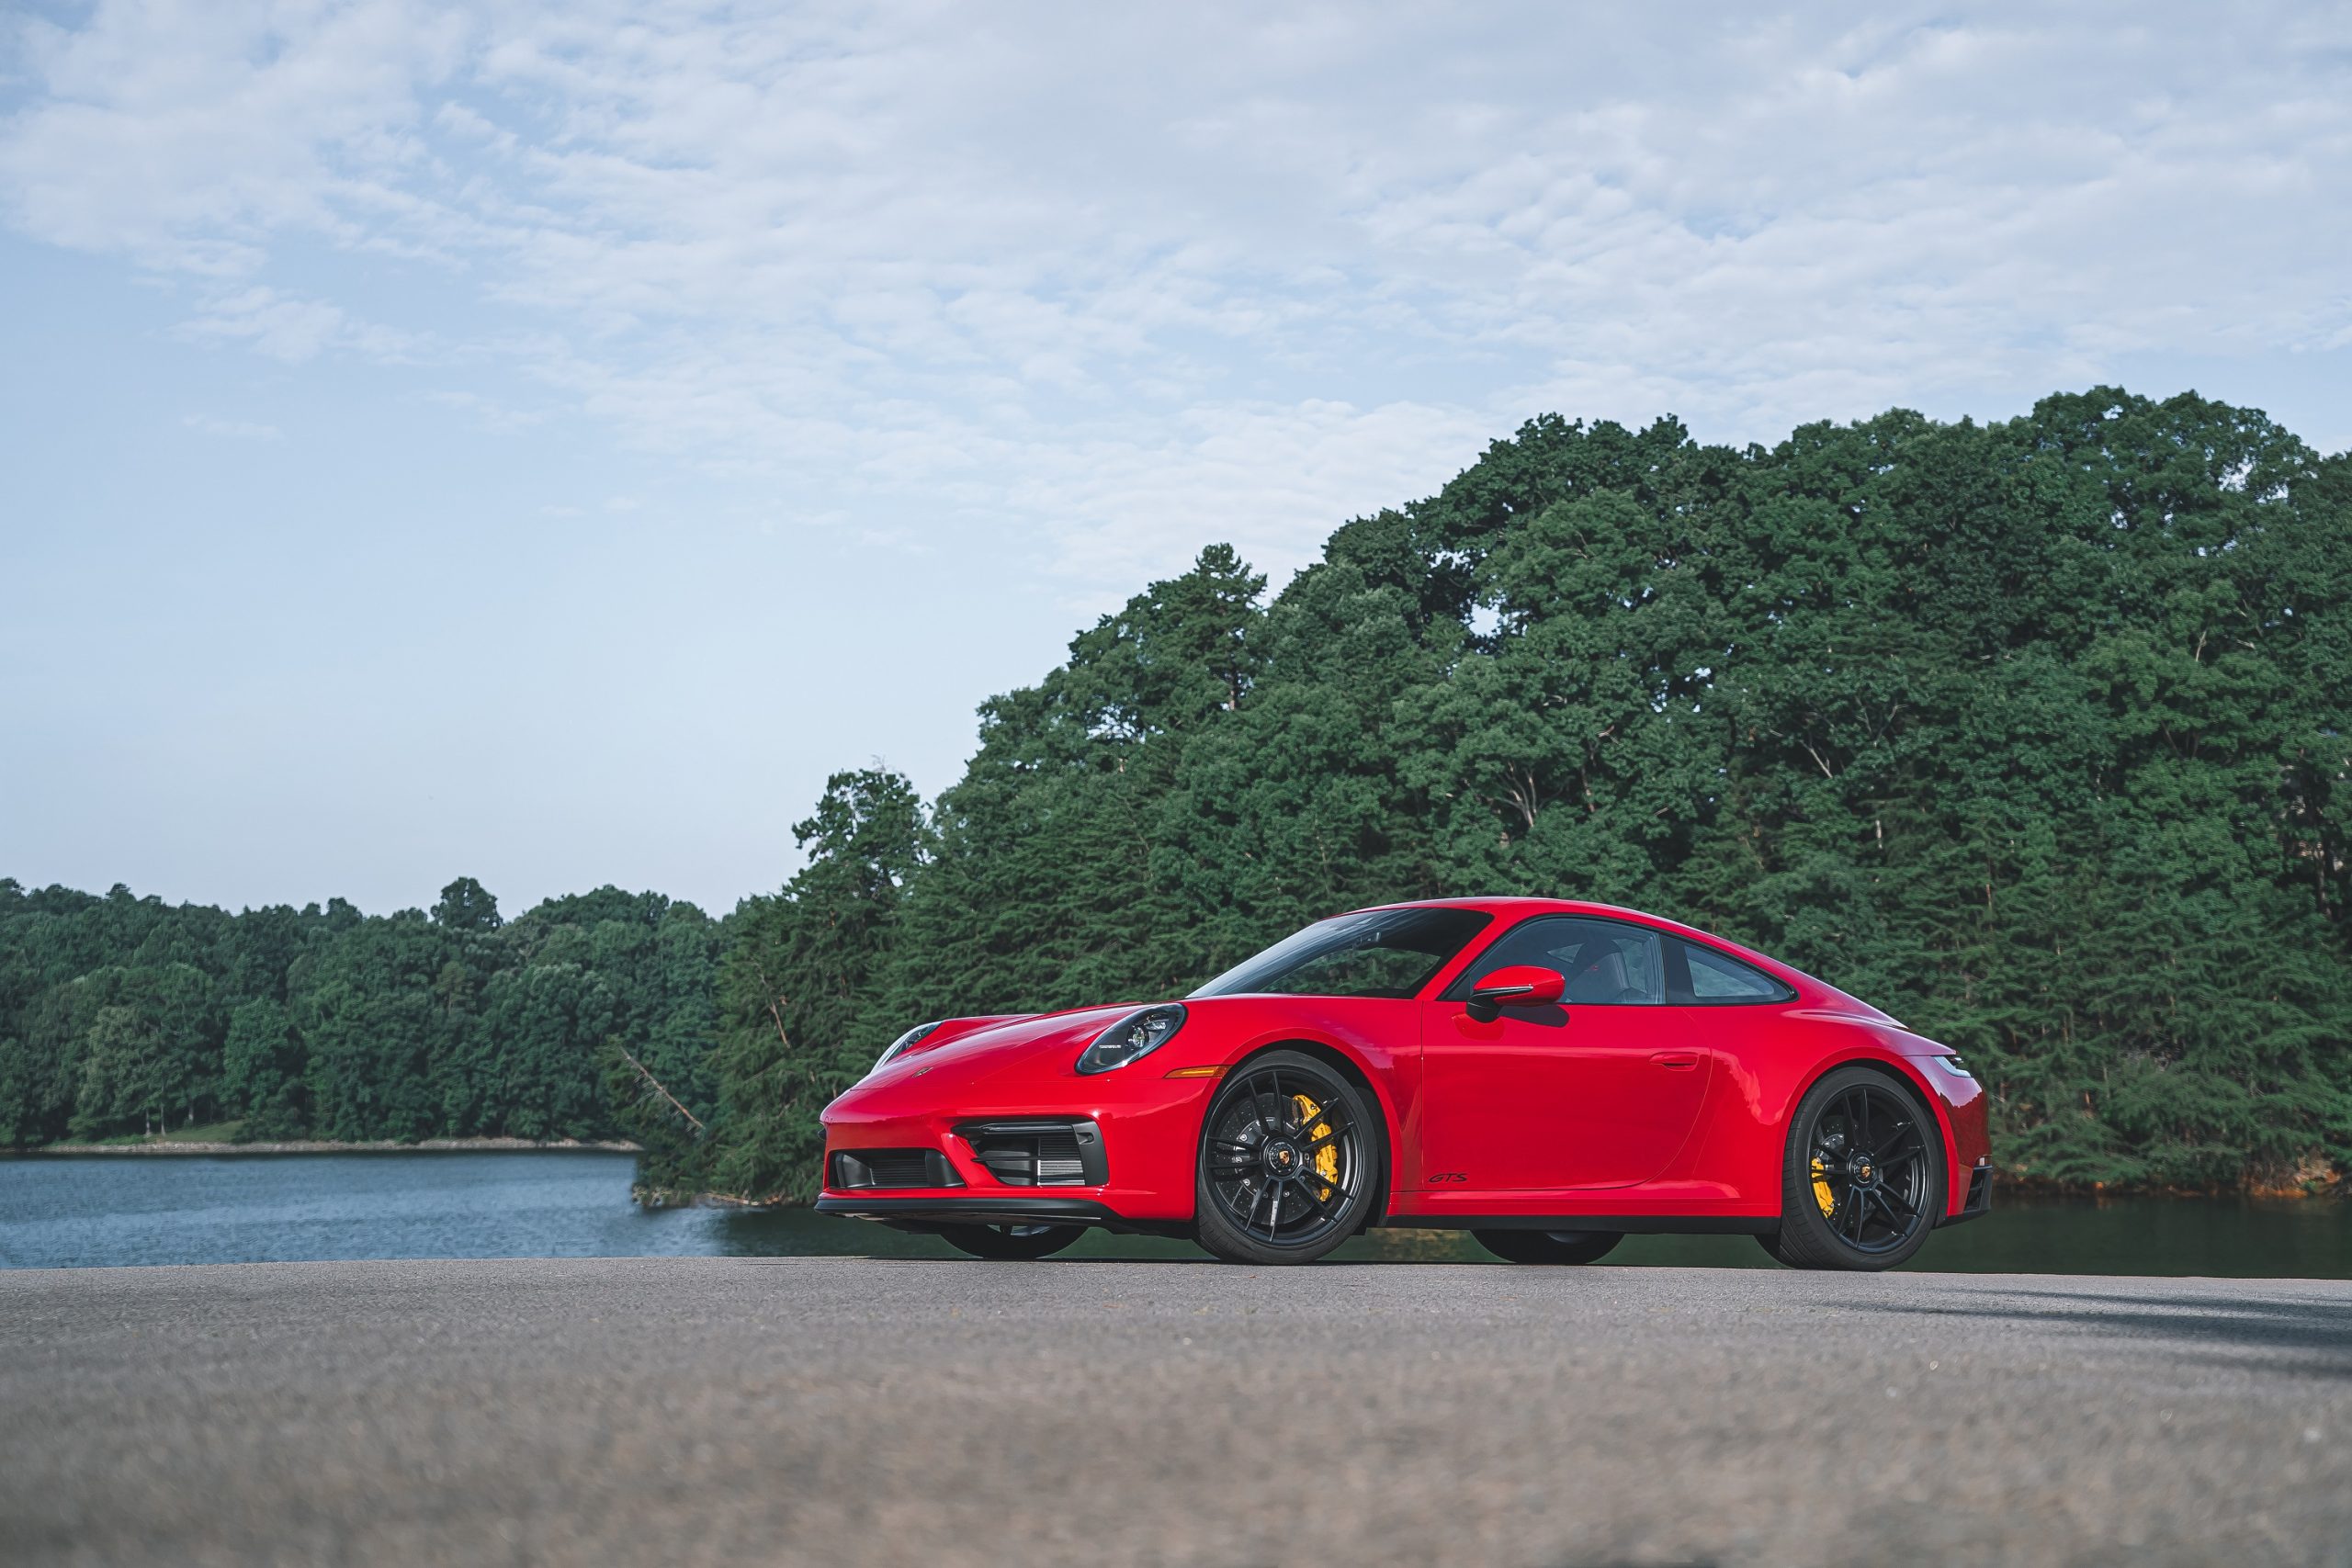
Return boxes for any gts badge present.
[1426,1171,1468,1183]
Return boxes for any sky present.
[4,2,2349,919]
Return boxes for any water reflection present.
[714,1191,2352,1278]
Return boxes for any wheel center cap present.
[1853,1158,1876,1185]
[1266,1141,1299,1175]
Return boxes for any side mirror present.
[1466,964,1566,1021]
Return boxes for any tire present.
[936,1223,1085,1259]
[1193,1049,1383,1266]
[1769,1065,1944,1271]
[1474,1229,1623,1265]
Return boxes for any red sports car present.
[817,898,1992,1269]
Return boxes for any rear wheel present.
[936,1223,1084,1259]
[1474,1229,1623,1265]
[1767,1066,1943,1271]
[1193,1050,1382,1266]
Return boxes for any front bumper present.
[1900,1050,1992,1225]
[1936,1161,1994,1227]
[812,1193,1188,1236]
[819,1045,1220,1226]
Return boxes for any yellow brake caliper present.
[1294,1094,1340,1201]
[1811,1156,1836,1216]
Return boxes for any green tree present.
[222,998,307,1138]
[67,964,220,1137]
[679,769,928,1202]
[432,876,503,933]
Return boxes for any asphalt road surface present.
[3,1256,2348,1568]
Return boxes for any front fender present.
[1163,997,1422,1209]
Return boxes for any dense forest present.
[0,879,718,1149]
[7,389,2348,1200]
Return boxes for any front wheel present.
[937,1224,1085,1259]
[1193,1050,1382,1266]
[1474,1229,1623,1266]
[1766,1066,1944,1271]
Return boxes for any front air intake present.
[830,1149,962,1190]
[956,1118,1107,1187]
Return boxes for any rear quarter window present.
[1670,937,1796,1004]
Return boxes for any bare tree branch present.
[614,1044,705,1134]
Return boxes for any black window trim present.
[1436,910,1669,1006]
[1197,905,1498,1002]
[1668,934,1797,1006]
[1433,911,1798,1007]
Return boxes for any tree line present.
[0,878,719,1148]
[6,388,2347,1198]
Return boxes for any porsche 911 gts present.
[817,898,1992,1268]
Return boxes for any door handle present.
[1649,1051,1700,1070]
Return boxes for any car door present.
[1417,916,1711,1190]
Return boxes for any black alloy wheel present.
[1193,1050,1381,1266]
[1473,1229,1623,1266]
[1760,1065,1944,1271]
[937,1223,1085,1259]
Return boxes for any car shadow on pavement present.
[1849,1285,2352,1376]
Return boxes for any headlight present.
[871,1021,941,1077]
[1930,1054,1974,1080]
[1076,1004,1186,1075]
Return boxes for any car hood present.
[854,1002,1147,1091]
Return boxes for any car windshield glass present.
[1189,908,1493,1000]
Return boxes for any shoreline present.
[6,1137,640,1158]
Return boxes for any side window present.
[1446,917,1664,1006]
[1674,939,1792,1004]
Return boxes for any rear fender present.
[1780,1042,1976,1222]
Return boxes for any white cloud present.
[1006,400,1503,594]
[6,1,2351,597]
[181,413,283,441]
[424,388,544,432]
[176,288,341,362]
[0,1,469,270]
[178,287,422,364]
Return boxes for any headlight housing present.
[870,1021,941,1077]
[1077,1004,1186,1075]
[1929,1054,1974,1081]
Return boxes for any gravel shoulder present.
[2,1257,2347,1568]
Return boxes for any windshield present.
[1189,908,1494,1000]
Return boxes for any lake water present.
[3,1151,2348,1275]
